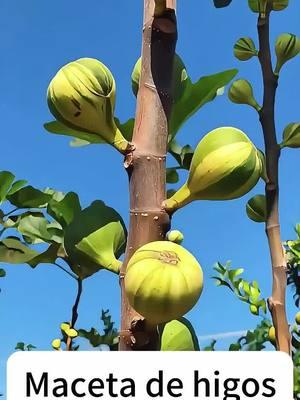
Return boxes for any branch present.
[66,278,83,351]
[154,0,176,16]
[257,3,291,354]
[119,0,177,350]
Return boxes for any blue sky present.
[0,0,299,395]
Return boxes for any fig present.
[234,38,258,61]
[125,241,203,324]
[47,58,130,153]
[131,54,188,102]
[164,127,262,212]
[51,339,61,350]
[228,79,261,111]
[160,317,200,351]
[295,312,300,325]
[268,326,276,344]
[275,33,300,74]
[166,230,184,244]
[246,195,267,223]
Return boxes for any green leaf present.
[78,310,119,350]
[0,237,39,264]
[64,200,127,279]
[0,268,6,277]
[44,121,104,144]
[15,342,25,351]
[48,192,81,228]
[17,213,58,244]
[168,140,194,170]
[28,243,60,268]
[213,0,233,7]
[0,171,15,203]
[115,118,134,142]
[166,168,179,184]
[169,69,238,139]
[8,186,52,208]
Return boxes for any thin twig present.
[257,2,290,354]
[66,278,83,351]
[54,261,78,280]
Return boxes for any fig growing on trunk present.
[131,54,188,102]
[164,127,262,212]
[125,241,203,324]
[246,194,267,223]
[160,317,200,351]
[47,58,130,153]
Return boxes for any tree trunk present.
[119,0,177,351]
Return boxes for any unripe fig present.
[268,326,276,344]
[163,127,262,212]
[250,304,259,315]
[275,34,300,74]
[248,0,288,13]
[234,38,258,61]
[246,195,267,223]
[66,328,78,338]
[228,80,261,111]
[160,318,200,351]
[47,58,130,153]
[52,339,61,350]
[272,0,289,11]
[125,241,203,324]
[167,230,184,244]
[60,323,70,333]
[295,312,300,325]
[281,123,300,148]
[131,54,188,102]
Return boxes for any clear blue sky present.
[0,0,299,395]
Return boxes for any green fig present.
[64,201,127,279]
[234,38,258,61]
[268,326,276,344]
[295,312,300,325]
[280,123,300,148]
[248,0,288,13]
[51,339,61,350]
[47,58,130,153]
[131,54,188,102]
[275,34,300,74]
[125,241,203,325]
[160,318,200,351]
[163,127,262,212]
[246,195,267,223]
[228,80,261,111]
[248,0,267,13]
[166,230,184,244]
[60,323,70,333]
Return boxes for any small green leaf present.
[166,168,179,184]
[0,171,15,203]
[8,186,52,208]
[48,192,81,228]
[0,237,39,264]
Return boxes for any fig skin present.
[125,241,203,325]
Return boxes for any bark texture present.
[119,0,177,351]
[257,5,291,354]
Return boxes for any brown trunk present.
[119,0,177,351]
[257,5,291,354]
